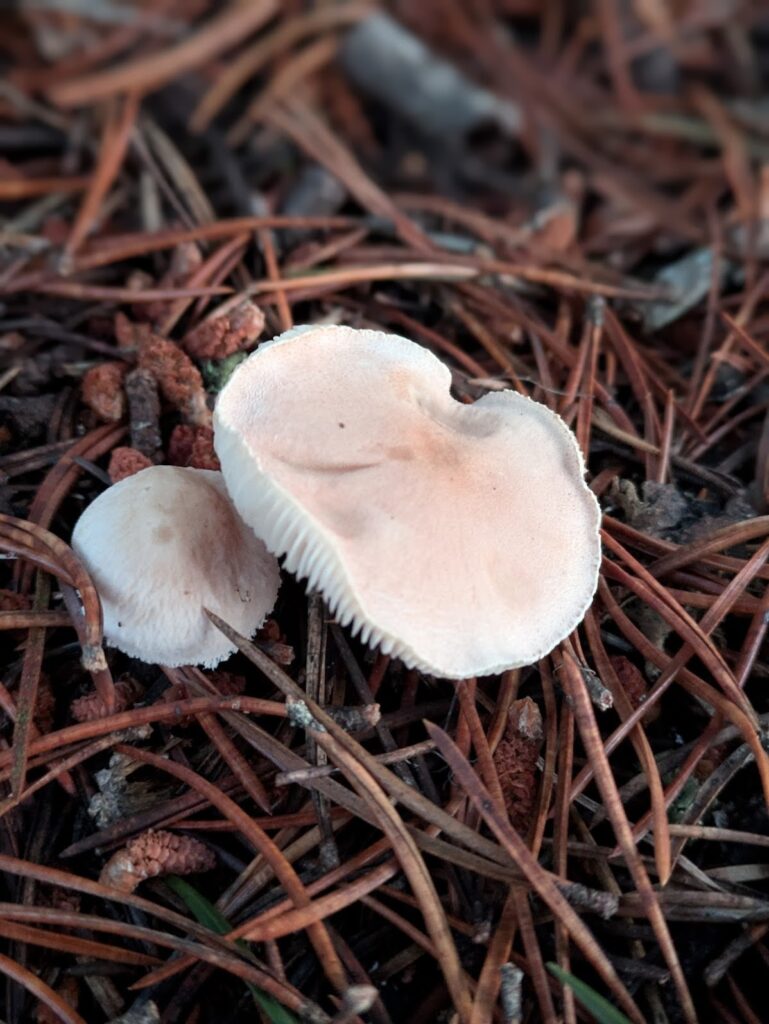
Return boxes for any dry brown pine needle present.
[130,241,204,324]
[36,976,79,1024]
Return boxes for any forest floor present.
[1,4,769,1024]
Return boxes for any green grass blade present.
[166,875,232,935]
[547,963,635,1024]
[166,876,300,1024]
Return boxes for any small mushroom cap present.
[72,466,280,667]
[214,325,601,678]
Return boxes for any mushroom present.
[213,324,601,678]
[72,465,280,667]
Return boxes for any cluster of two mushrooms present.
[73,325,601,677]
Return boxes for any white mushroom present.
[213,324,601,678]
[72,465,280,667]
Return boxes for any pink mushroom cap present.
[213,325,601,678]
[72,465,280,667]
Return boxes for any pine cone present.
[183,300,264,360]
[167,423,219,471]
[609,655,659,723]
[100,829,215,893]
[35,672,56,734]
[494,697,543,835]
[115,313,210,427]
[81,361,128,422]
[72,676,144,723]
[108,446,153,483]
[0,589,30,612]
[36,976,79,1024]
